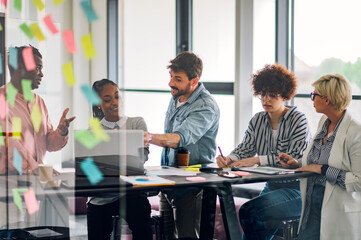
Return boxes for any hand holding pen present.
[216,146,234,168]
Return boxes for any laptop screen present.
[74,129,145,177]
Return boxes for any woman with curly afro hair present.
[216,64,311,240]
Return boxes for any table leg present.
[218,182,242,240]
[200,186,217,240]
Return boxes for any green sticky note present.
[6,83,18,107]
[30,104,42,132]
[75,130,101,149]
[62,61,76,86]
[12,188,29,212]
[0,126,4,146]
[81,33,96,59]
[14,0,22,11]
[29,23,46,41]
[53,0,64,5]
[80,157,103,185]
[89,118,109,141]
[31,0,45,11]
[12,117,22,140]
[21,79,34,101]
[0,22,2,31]
[19,23,34,39]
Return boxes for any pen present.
[218,146,234,165]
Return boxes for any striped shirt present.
[229,106,311,189]
[301,116,346,230]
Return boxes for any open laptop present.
[72,130,145,190]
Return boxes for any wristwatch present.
[148,132,152,143]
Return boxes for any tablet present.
[233,166,300,175]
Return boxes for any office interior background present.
[0,0,361,236]
[1,0,361,167]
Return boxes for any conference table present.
[0,167,315,240]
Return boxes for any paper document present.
[237,166,301,175]
[120,175,175,187]
[146,166,198,176]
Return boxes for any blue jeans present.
[239,183,302,240]
[297,184,325,240]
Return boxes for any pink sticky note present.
[232,171,250,176]
[186,176,206,182]
[22,47,36,71]
[1,0,7,8]
[43,14,59,34]
[62,30,77,54]
[24,188,39,215]
[0,94,6,119]
[24,130,35,156]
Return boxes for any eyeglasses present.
[310,92,324,101]
[257,93,279,100]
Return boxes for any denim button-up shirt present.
[161,83,220,166]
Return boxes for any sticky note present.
[43,14,58,34]
[31,104,42,132]
[9,47,18,70]
[62,30,76,54]
[22,47,36,71]
[29,23,46,41]
[0,22,2,31]
[62,61,76,86]
[12,117,21,139]
[0,53,2,74]
[1,0,7,8]
[14,0,21,11]
[6,82,18,107]
[21,79,34,101]
[12,188,28,212]
[80,0,98,23]
[232,171,250,176]
[80,84,101,105]
[13,148,22,174]
[75,130,101,149]
[0,126,4,146]
[31,0,44,11]
[19,23,34,39]
[80,157,103,185]
[89,118,109,141]
[53,0,64,5]
[24,188,39,215]
[186,176,206,182]
[24,130,35,156]
[81,33,96,59]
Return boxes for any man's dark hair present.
[8,45,42,76]
[167,51,203,80]
[252,64,298,100]
[92,78,118,119]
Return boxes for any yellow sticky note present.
[62,61,76,86]
[31,0,45,11]
[12,117,22,140]
[29,23,46,41]
[22,79,34,101]
[89,118,109,141]
[53,0,64,5]
[75,130,101,149]
[0,22,2,31]
[81,33,96,59]
[6,82,18,107]
[30,104,42,132]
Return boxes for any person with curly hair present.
[216,64,311,239]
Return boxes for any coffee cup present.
[177,148,190,167]
[38,165,53,182]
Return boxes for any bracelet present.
[148,132,152,143]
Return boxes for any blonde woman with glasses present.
[280,74,361,239]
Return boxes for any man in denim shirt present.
[144,51,219,239]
